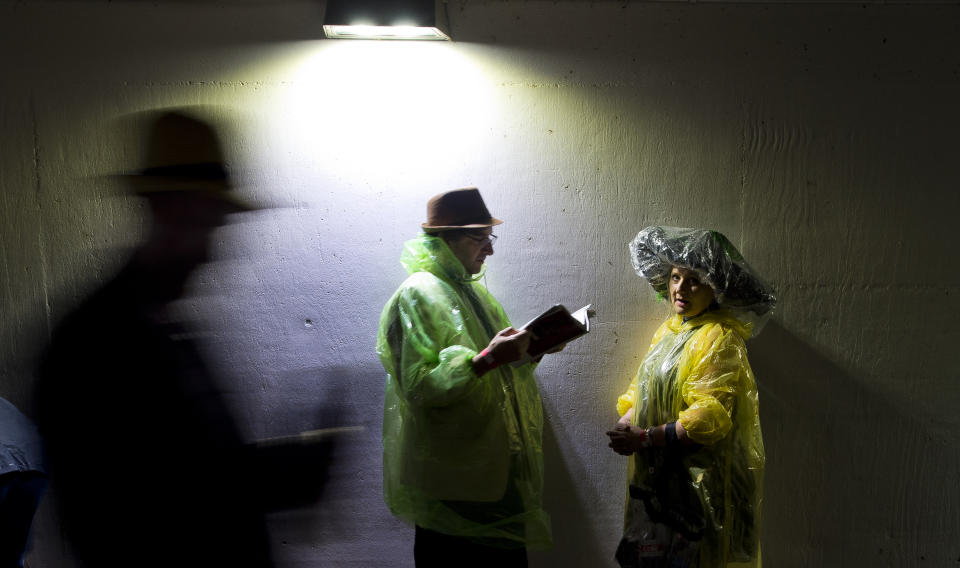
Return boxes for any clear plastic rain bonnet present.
[630,226,776,332]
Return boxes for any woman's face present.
[668,266,715,317]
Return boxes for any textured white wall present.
[2,1,959,566]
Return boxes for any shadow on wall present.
[749,321,960,567]
[537,399,611,567]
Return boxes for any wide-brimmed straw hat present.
[421,187,503,230]
[118,109,254,212]
[629,226,776,317]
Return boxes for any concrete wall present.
[2,0,958,566]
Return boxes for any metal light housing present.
[323,0,451,41]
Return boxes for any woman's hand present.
[606,423,651,455]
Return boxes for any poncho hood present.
[400,233,486,283]
[666,308,753,341]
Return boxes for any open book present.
[512,304,592,367]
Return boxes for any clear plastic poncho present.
[630,226,776,335]
[376,234,551,549]
[616,227,770,568]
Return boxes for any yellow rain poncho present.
[615,226,773,568]
[376,234,551,548]
[616,310,764,567]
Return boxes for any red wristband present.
[478,348,499,369]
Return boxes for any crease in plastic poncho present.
[376,234,551,549]
[615,226,772,568]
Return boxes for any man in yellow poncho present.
[376,188,552,567]
[606,227,775,568]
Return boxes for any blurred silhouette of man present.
[35,109,275,567]
[0,396,47,568]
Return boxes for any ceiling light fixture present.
[323,0,452,41]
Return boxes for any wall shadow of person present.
[537,395,611,566]
[747,320,960,565]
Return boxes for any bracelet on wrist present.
[665,421,679,446]
[640,426,654,449]
[479,348,499,370]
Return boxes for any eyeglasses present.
[464,233,497,246]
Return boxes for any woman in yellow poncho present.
[606,227,775,568]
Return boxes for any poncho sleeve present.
[676,322,748,445]
[377,278,483,408]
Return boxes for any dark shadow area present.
[537,395,610,566]
[748,321,960,566]
[254,404,342,514]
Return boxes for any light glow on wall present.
[253,41,498,193]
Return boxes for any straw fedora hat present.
[120,109,253,211]
[421,187,503,230]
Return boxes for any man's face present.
[445,228,495,275]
